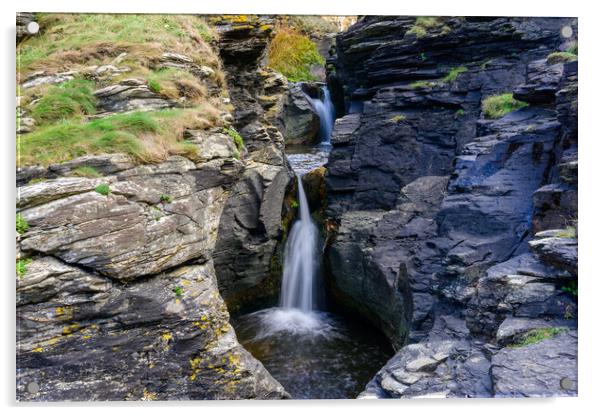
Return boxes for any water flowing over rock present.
[324,16,578,398]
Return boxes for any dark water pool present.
[232,307,393,399]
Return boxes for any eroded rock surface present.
[324,16,578,398]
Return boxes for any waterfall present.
[311,85,336,144]
[280,175,319,312]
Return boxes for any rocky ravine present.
[16,15,292,401]
[324,16,578,397]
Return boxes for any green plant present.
[16,258,32,278]
[482,93,528,119]
[160,194,172,203]
[561,280,578,297]
[16,213,29,234]
[94,183,110,196]
[455,109,466,118]
[410,80,436,89]
[557,226,577,238]
[148,79,161,94]
[267,28,324,82]
[510,327,568,348]
[389,114,407,123]
[547,51,577,64]
[172,285,183,297]
[567,43,578,55]
[30,79,97,125]
[290,200,299,209]
[72,166,101,178]
[224,127,245,152]
[420,52,427,61]
[442,66,468,83]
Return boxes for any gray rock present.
[492,330,577,397]
[16,257,288,400]
[93,78,175,113]
[529,234,578,276]
[278,84,320,145]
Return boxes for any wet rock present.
[16,258,288,400]
[278,84,320,145]
[301,166,327,213]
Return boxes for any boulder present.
[278,84,320,145]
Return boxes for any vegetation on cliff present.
[267,28,324,82]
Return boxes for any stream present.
[232,86,393,399]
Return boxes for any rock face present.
[278,83,320,145]
[211,15,294,309]
[16,132,289,400]
[325,16,578,397]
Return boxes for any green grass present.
[18,14,219,74]
[556,226,577,238]
[160,194,172,203]
[94,183,110,196]
[18,109,210,166]
[267,28,324,82]
[547,51,578,64]
[16,258,32,278]
[442,66,468,83]
[72,166,102,178]
[482,93,528,119]
[410,80,436,89]
[30,79,96,125]
[224,127,245,152]
[510,327,568,348]
[148,79,161,94]
[389,115,407,123]
[172,285,183,297]
[567,43,578,55]
[16,213,29,234]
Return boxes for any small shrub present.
[442,66,468,83]
[172,285,183,297]
[72,166,101,178]
[148,79,162,94]
[482,93,528,119]
[16,258,32,278]
[547,51,577,65]
[389,115,407,123]
[30,79,96,125]
[160,194,172,203]
[16,213,29,234]
[290,200,299,209]
[268,28,324,82]
[94,183,110,196]
[510,327,568,348]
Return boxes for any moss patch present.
[16,213,29,234]
[16,258,32,278]
[482,93,528,119]
[509,327,568,348]
[547,51,578,65]
[442,66,468,83]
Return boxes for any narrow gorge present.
[16,14,578,400]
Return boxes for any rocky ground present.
[324,16,578,397]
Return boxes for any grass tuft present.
[547,51,578,65]
[268,28,324,82]
[16,213,29,234]
[442,66,468,83]
[72,166,102,178]
[16,258,32,278]
[94,183,110,196]
[30,79,96,125]
[224,127,245,152]
[160,194,172,203]
[510,327,568,348]
[389,114,407,123]
[482,93,528,119]
[407,17,449,38]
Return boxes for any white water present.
[311,85,336,144]
[280,175,319,311]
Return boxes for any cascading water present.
[232,84,392,399]
[280,175,318,311]
[311,85,336,144]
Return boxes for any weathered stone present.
[278,83,320,145]
[16,257,288,400]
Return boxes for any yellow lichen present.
[142,389,157,401]
[161,332,173,342]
